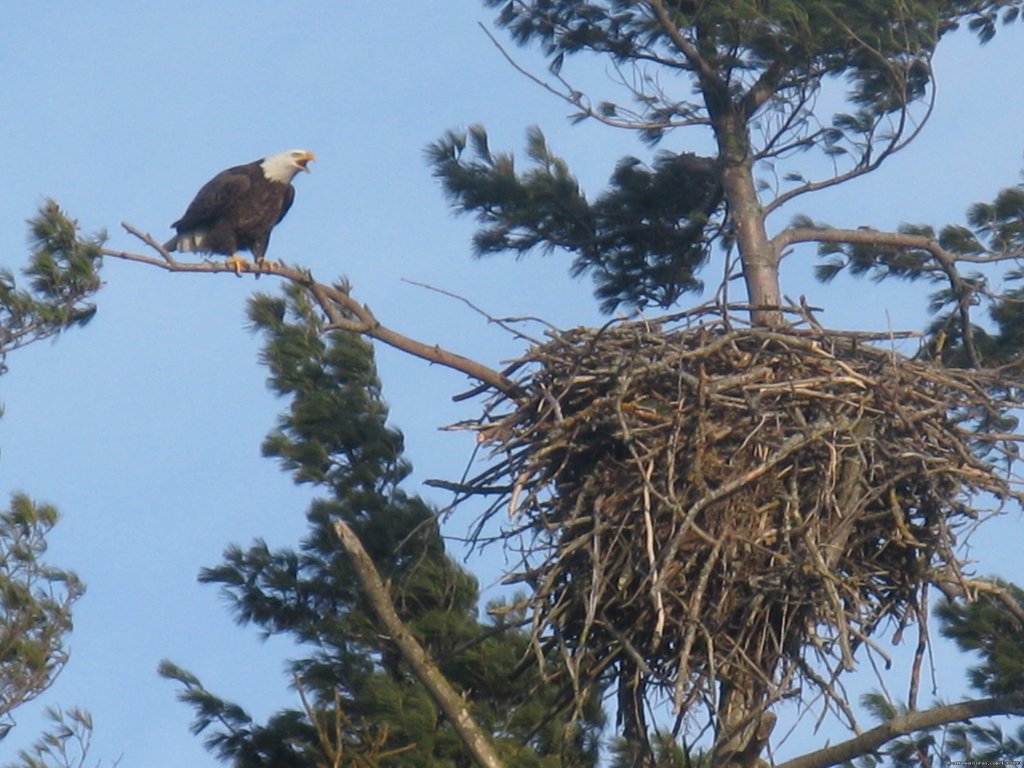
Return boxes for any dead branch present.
[101,224,519,397]
[401,278,549,347]
[332,519,506,768]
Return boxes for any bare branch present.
[119,222,177,264]
[479,23,708,132]
[763,71,937,217]
[741,59,789,119]
[775,693,1024,768]
[102,224,519,397]
[774,225,982,363]
[402,278,549,347]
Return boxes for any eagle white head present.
[261,149,316,183]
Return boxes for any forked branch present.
[103,223,519,397]
[774,225,982,365]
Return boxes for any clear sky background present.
[1,4,1023,766]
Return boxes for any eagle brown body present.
[165,149,315,274]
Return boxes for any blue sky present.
[1,4,1023,766]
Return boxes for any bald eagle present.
[164,149,315,275]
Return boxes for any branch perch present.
[102,223,519,397]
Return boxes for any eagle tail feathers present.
[165,232,207,253]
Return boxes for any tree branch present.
[775,693,1024,768]
[332,519,506,768]
[762,78,936,218]
[935,575,1024,627]
[773,226,999,264]
[479,23,708,133]
[741,59,788,120]
[643,0,726,92]
[773,225,980,363]
[101,224,519,397]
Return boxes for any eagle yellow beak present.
[296,151,316,173]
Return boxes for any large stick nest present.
[458,313,1024,716]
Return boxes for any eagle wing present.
[276,183,296,224]
[172,168,252,230]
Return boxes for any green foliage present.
[813,223,942,285]
[486,0,1018,116]
[851,587,1024,764]
[428,126,722,312]
[160,660,319,768]
[2,707,98,768]
[432,1,1023,314]
[0,203,98,752]
[0,494,84,735]
[937,581,1024,697]
[943,719,1024,763]
[163,284,603,767]
[968,186,1024,251]
[0,202,103,374]
[945,182,1024,364]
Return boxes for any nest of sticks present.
[458,311,1024,719]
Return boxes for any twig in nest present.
[445,311,1024,741]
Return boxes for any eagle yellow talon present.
[226,254,249,276]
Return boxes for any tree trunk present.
[713,110,783,327]
[618,659,656,768]
[707,103,782,768]
[721,162,782,326]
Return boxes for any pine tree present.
[161,284,604,768]
[1,201,103,374]
[0,202,102,749]
[0,496,84,742]
[430,0,1024,334]
[423,2,1024,766]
